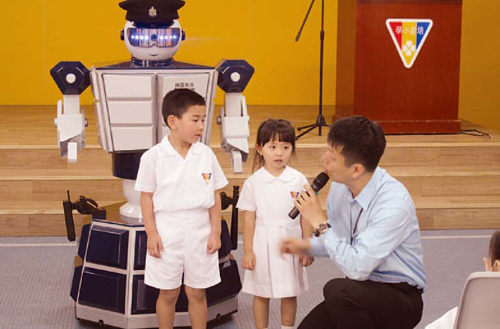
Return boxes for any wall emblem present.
[386,19,433,69]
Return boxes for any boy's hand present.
[242,252,256,270]
[147,232,163,258]
[300,255,315,267]
[207,234,221,254]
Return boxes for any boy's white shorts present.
[144,210,221,290]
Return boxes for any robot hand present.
[216,60,254,174]
[51,62,91,162]
[55,99,87,162]
[218,94,250,174]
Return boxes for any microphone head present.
[312,172,329,192]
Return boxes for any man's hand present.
[281,237,312,255]
[242,251,256,270]
[295,184,327,229]
[299,255,315,267]
[147,232,163,258]
[207,233,221,254]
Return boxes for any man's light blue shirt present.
[310,167,427,290]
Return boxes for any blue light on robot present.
[127,27,181,48]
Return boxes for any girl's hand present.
[207,234,221,254]
[147,232,163,258]
[300,255,315,267]
[243,252,256,270]
[484,257,492,271]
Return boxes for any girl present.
[425,230,500,329]
[237,119,314,329]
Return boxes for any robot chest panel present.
[91,69,216,152]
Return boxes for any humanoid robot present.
[50,0,253,327]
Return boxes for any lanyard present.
[350,206,364,245]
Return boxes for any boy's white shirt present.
[135,135,228,211]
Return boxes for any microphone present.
[289,172,329,219]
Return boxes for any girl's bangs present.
[271,130,295,145]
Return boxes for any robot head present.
[123,20,183,64]
[119,0,185,65]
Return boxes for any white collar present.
[160,135,203,156]
[256,166,295,183]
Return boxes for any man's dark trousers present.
[298,278,423,329]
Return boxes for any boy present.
[135,88,228,329]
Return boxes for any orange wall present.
[459,0,500,130]
[0,0,498,129]
[0,0,337,107]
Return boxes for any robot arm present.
[219,93,250,174]
[216,60,255,174]
[51,62,90,162]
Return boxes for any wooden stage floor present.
[0,105,499,236]
[1,104,499,147]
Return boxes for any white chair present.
[454,271,500,329]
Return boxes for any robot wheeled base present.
[65,189,241,328]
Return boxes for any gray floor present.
[0,229,495,329]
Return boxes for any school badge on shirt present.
[202,173,212,185]
[290,191,300,200]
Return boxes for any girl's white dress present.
[237,166,309,298]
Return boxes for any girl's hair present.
[252,119,296,172]
[488,230,500,271]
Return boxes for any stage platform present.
[1,105,499,236]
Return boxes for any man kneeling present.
[281,116,426,329]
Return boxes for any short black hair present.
[161,88,206,127]
[327,116,386,172]
[253,119,296,171]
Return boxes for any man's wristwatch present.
[314,222,331,237]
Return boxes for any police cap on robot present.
[119,0,185,26]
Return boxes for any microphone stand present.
[295,0,330,140]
